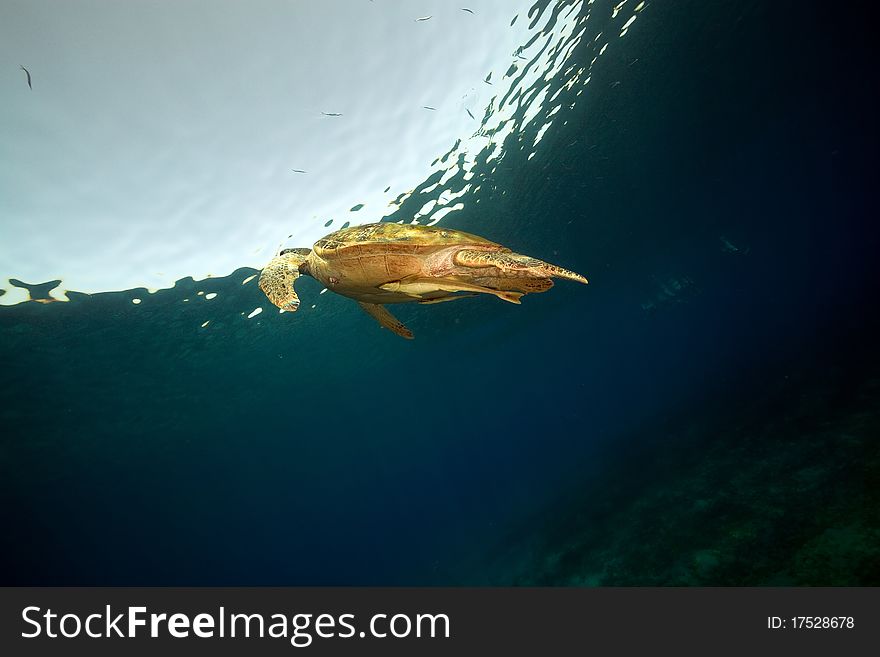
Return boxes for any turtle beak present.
[259,252,306,312]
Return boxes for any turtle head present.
[259,248,311,312]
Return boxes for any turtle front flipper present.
[474,277,555,295]
[418,293,477,305]
[454,249,588,284]
[380,277,524,304]
[259,252,306,312]
[357,302,414,339]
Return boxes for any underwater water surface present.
[1,0,877,585]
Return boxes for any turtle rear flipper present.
[454,249,588,284]
[259,252,307,312]
[357,302,414,339]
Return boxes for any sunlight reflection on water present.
[0,0,647,305]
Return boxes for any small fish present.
[321,112,343,117]
[20,65,32,90]
[466,109,475,119]
[460,7,474,13]
[423,106,437,111]
[484,73,493,85]
[415,16,432,22]
[291,169,308,174]
[720,236,749,255]
[629,58,640,66]
[610,80,621,88]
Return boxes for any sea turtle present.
[258,222,587,339]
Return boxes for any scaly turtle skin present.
[259,222,587,339]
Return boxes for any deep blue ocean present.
[2,0,877,585]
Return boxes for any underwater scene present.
[1,0,877,585]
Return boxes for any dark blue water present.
[2,0,877,585]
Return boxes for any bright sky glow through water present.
[0,0,645,305]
